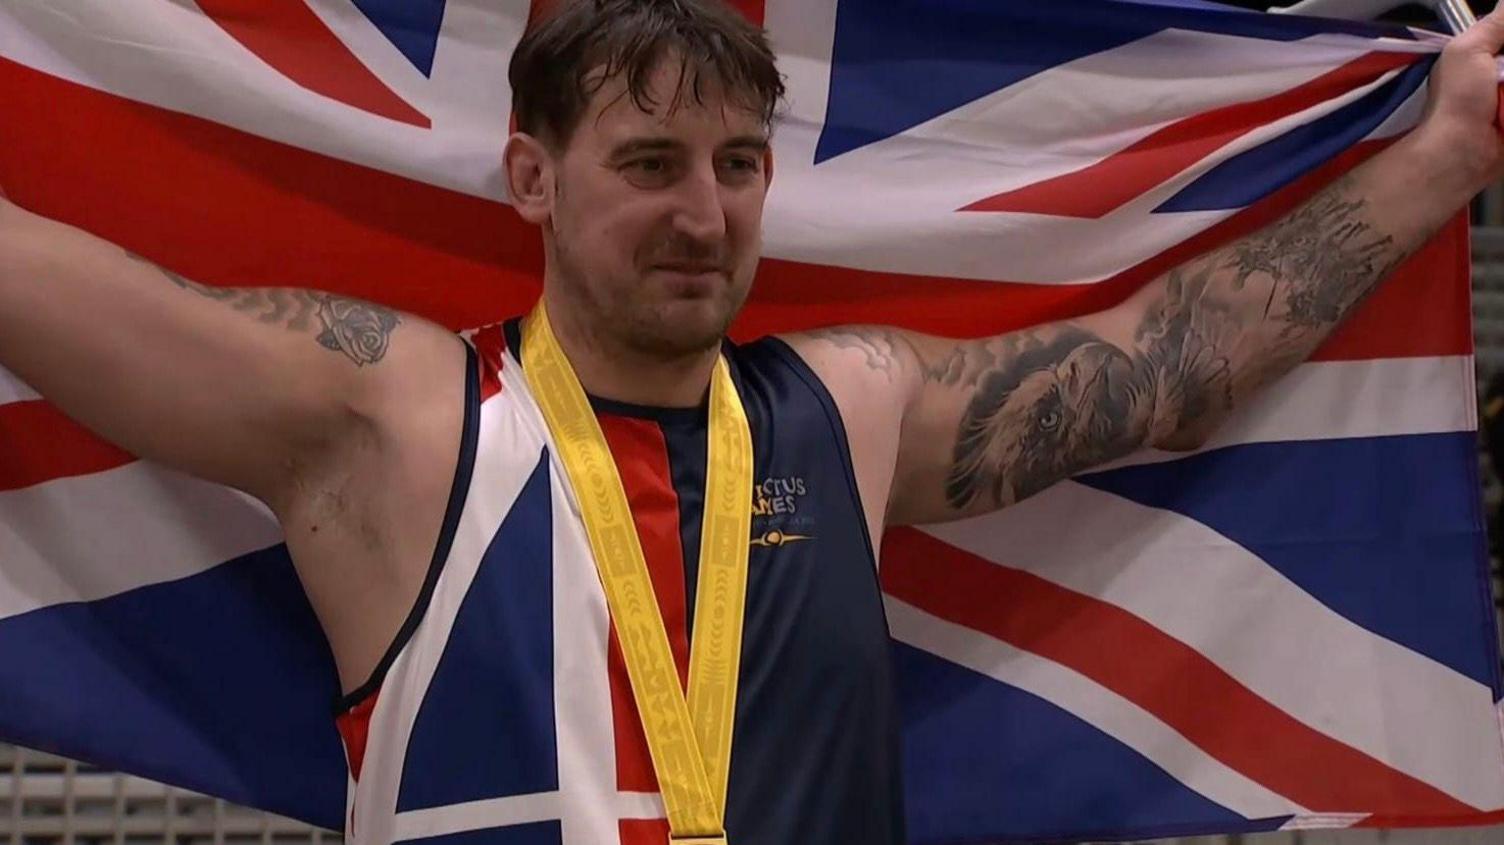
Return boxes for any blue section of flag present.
[817,0,1415,163]
[351,0,447,76]
[1109,0,1412,20]
[0,545,346,830]
[1156,57,1434,212]
[1110,0,1255,11]
[398,451,558,811]
[1079,432,1501,692]
[395,821,563,845]
[894,642,1292,841]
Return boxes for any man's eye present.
[621,158,675,187]
[722,157,759,174]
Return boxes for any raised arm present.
[786,12,1504,529]
[0,198,460,508]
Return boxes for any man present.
[0,0,1501,842]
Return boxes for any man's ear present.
[505,133,555,225]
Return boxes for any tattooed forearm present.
[1226,177,1402,333]
[125,252,400,367]
[940,173,1406,513]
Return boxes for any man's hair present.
[509,0,786,149]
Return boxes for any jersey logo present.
[751,529,812,548]
[751,475,815,547]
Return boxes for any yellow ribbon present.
[523,303,752,844]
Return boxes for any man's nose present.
[670,165,729,245]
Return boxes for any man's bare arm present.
[146,261,403,368]
[0,198,456,506]
[802,169,1412,524]
[788,14,1504,528]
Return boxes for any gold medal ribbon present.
[523,303,752,844]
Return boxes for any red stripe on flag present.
[195,0,429,128]
[772,128,1453,358]
[0,56,1467,374]
[880,527,1481,816]
[963,51,1418,218]
[1357,809,1504,828]
[0,52,1471,496]
[1321,212,1471,362]
[0,55,542,331]
[0,401,134,492]
[725,0,767,25]
[738,141,1471,362]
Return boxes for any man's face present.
[526,60,771,359]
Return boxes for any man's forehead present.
[582,60,766,144]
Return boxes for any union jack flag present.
[0,0,1500,841]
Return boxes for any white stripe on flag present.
[1368,78,1428,139]
[303,0,435,109]
[886,597,1310,819]
[1279,813,1369,830]
[0,356,1466,620]
[921,482,1504,810]
[0,367,39,405]
[1099,355,1474,472]
[0,460,280,620]
[764,27,1425,283]
[0,0,524,200]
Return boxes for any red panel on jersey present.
[598,414,693,794]
[334,687,380,783]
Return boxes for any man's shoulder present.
[770,326,923,407]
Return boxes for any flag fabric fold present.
[1,0,1502,841]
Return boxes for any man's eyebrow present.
[607,137,684,159]
[606,135,770,159]
[723,135,770,152]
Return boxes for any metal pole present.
[1272,0,1477,34]
[1434,0,1478,34]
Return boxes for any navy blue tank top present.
[505,320,905,845]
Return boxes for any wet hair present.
[509,0,786,149]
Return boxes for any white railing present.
[0,745,336,844]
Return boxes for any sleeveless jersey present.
[334,319,904,845]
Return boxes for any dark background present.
[1221,0,1495,27]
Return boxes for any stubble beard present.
[552,237,746,361]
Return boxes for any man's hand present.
[1419,6,1504,189]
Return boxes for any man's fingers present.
[1454,5,1504,55]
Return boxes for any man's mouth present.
[651,264,726,297]
[653,262,723,275]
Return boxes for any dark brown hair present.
[509,0,786,149]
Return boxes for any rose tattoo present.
[315,296,400,366]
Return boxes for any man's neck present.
[541,293,719,409]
